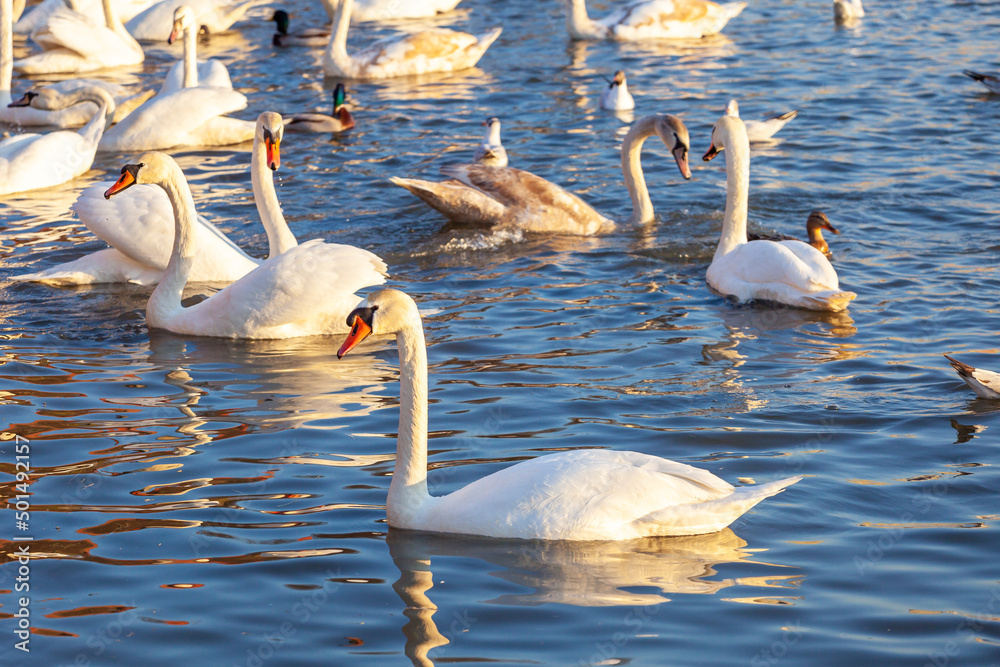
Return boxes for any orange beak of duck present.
[104,164,142,199]
[338,314,372,359]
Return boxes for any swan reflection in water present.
[387,528,801,666]
[103,331,393,437]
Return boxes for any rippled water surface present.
[2,0,1000,665]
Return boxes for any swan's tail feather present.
[802,290,856,312]
[632,476,802,537]
[770,110,799,123]
[476,27,503,50]
[9,248,163,286]
[718,2,748,24]
[390,176,506,226]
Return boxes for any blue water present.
[2,0,1000,665]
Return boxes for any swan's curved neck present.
[1,0,13,104]
[621,115,661,225]
[566,0,603,39]
[149,163,198,326]
[102,0,123,32]
[182,22,198,88]
[71,86,116,140]
[250,137,295,258]
[716,127,751,258]
[387,315,432,527]
[486,122,501,146]
[325,0,353,75]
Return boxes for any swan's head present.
[725,99,739,116]
[168,5,197,44]
[611,70,626,88]
[703,114,748,162]
[654,115,691,180]
[807,211,839,235]
[256,112,284,171]
[104,152,176,199]
[338,289,420,359]
[272,9,290,35]
[7,91,37,108]
[333,84,354,130]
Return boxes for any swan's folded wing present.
[32,12,115,57]
[359,28,479,66]
[202,240,388,329]
[72,182,255,273]
[101,87,249,151]
[158,59,234,96]
[736,240,839,289]
[441,164,586,212]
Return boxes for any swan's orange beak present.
[338,315,372,359]
[104,165,140,199]
[168,20,182,44]
[703,142,721,162]
[266,136,280,171]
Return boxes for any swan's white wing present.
[0,130,94,195]
[189,240,387,331]
[31,12,117,57]
[99,87,248,152]
[73,182,260,279]
[731,240,839,289]
[0,133,42,157]
[421,450,744,539]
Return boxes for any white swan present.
[13,0,144,74]
[944,356,1000,399]
[322,0,501,80]
[963,70,1000,95]
[702,113,856,312]
[600,70,635,111]
[833,0,864,23]
[271,9,329,48]
[473,116,507,167]
[0,85,114,196]
[337,288,801,540]
[99,49,253,151]
[283,83,354,133]
[14,0,152,35]
[126,0,259,41]
[566,0,746,41]
[725,98,797,143]
[13,113,294,286]
[103,151,387,338]
[391,113,691,235]
[320,0,463,23]
[158,4,233,95]
[1,0,149,127]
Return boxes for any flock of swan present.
[2,0,997,541]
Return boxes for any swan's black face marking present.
[703,126,722,161]
[338,306,378,359]
[8,91,37,108]
[104,163,144,199]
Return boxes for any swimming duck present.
[748,211,840,259]
[283,83,354,133]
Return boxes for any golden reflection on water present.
[388,528,800,666]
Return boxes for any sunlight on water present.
[1,0,1000,665]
